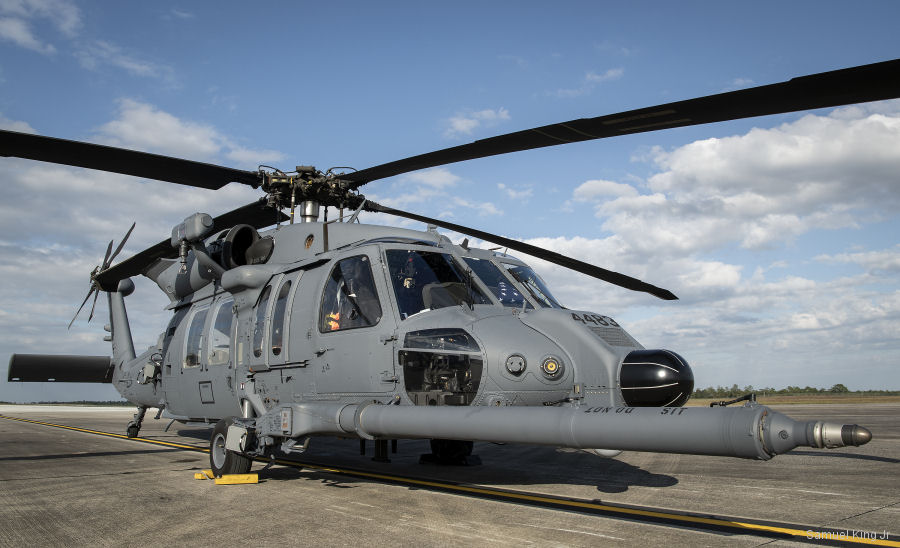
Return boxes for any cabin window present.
[386,250,489,319]
[319,255,382,332]
[253,285,272,358]
[271,280,291,355]
[463,257,532,309]
[183,307,209,368]
[207,299,233,366]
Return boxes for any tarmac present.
[0,403,897,547]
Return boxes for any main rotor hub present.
[259,166,364,220]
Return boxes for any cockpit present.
[386,249,490,319]
[318,239,566,330]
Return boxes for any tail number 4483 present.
[571,313,619,327]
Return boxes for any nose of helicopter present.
[619,349,694,407]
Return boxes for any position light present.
[540,356,564,379]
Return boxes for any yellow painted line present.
[267,458,900,546]
[2,413,896,546]
[0,414,209,453]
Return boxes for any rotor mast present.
[260,165,363,223]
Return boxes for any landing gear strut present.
[126,405,147,438]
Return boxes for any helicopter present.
[5,58,898,476]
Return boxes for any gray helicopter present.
[6,59,899,476]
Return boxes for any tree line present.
[692,384,900,398]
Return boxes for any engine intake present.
[619,349,693,407]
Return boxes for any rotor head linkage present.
[259,166,365,222]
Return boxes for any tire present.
[209,418,252,477]
[126,424,139,438]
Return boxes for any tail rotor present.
[68,223,135,329]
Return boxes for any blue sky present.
[1,1,899,402]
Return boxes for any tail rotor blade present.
[107,222,136,267]
[68,287,97,329]
[101,240,113,270]
[87,286,101,323]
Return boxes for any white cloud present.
[76,40,176,81]
[169,8,194,20]
[401,167,460,189]
[0,16,53,53]
[569,102,900,259]
[722,77,755,92]
[518,103,900,388]
[585,67,624,83]
[444,107,510,138]
[453,197,502,216]
[573,179,638,201]
[0,0,80,54]
[95,99,221,159]
[551,67,624,98]
[225,146,285,167]
[0,113,36,133]
[504,233,900,389]
[0,0,81,35]
[498,182,533,200]
[90,99,283,168]
[816,245,900,274]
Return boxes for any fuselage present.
[112,220,692,423]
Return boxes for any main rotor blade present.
[0,130,261,190]
[364,200,677,301]
[343,58,900,187]
[94,200,289,290]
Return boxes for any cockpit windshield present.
[463,257,532,309]
[502,263,562,308]
[386,250,489,319]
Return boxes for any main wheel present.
[209,418,252,477]
[429,439,474,461]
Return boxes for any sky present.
[1,1,899,402]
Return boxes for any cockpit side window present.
[319,255,383,332]
[502,263,563,308]
[463,257,533,309]
[386,250,489,319]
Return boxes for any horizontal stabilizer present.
[7,354,114,383]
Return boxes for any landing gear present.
[126,405,147,438]
[209,418,252,477]
[420,439,480,466]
